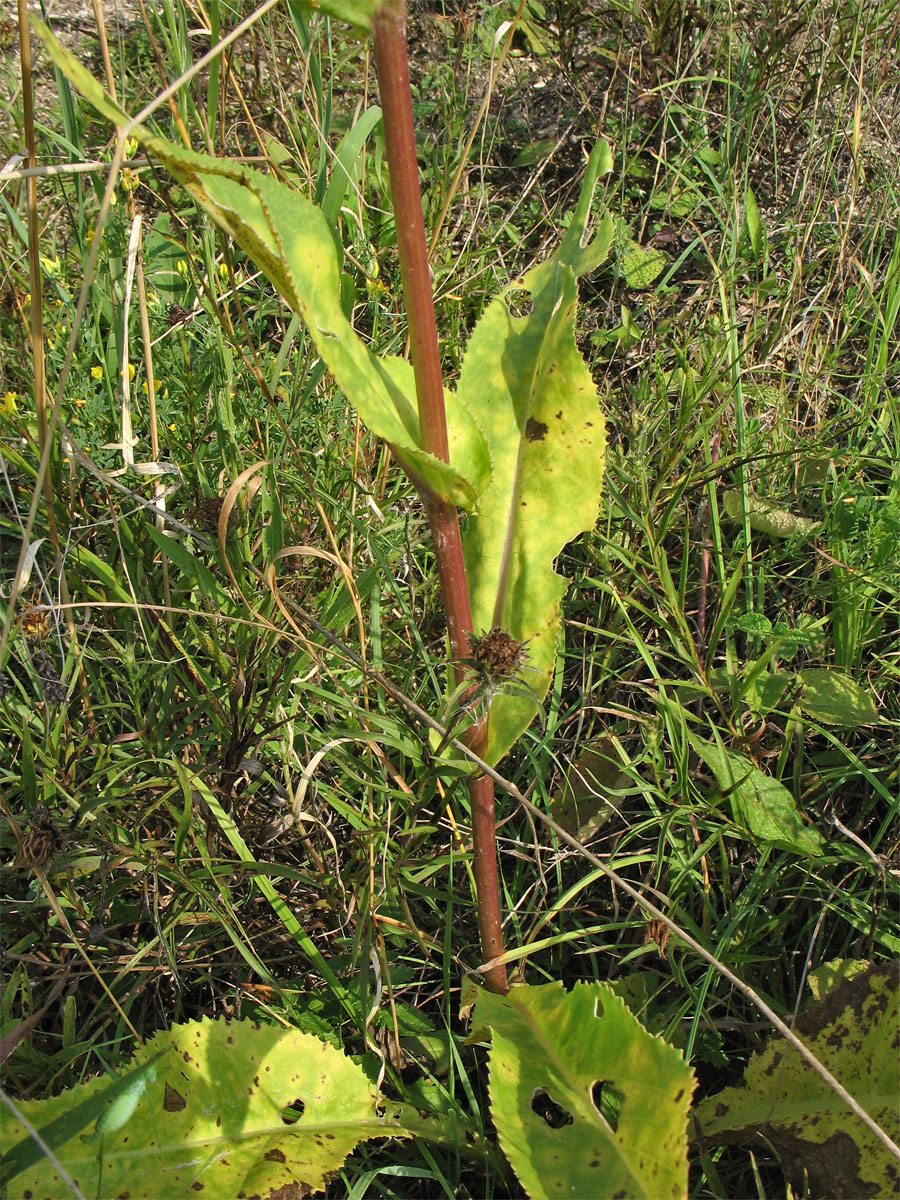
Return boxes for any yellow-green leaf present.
[471,981,695,1199]
[723,489,820,539]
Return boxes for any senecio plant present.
[9,3,705,1198]
[31,1,613,993]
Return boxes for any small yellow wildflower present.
[126,363,136,381]
[217,261,229,281]
[40,255,61,277]
[141,381,149,394]
[1,392,18,416]
[176,259,188,277]
[168,422,176,431]
[72,396,86,407]
[90,365,103,380]
[124,136,138,159]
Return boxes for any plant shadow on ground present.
[1,1,898,1196]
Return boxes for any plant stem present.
[372,0,507,993]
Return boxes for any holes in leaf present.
[531,1088,573,1129]
[281,1098,305,1124]
[506,292,534,319]
[591,1079,625,1132]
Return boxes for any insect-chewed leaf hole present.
[591,1079,625,1132]
[281,1098,306,1124]
[531,1087,574,1129]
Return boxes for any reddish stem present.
[372,0,507,992]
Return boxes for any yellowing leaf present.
[471,981,695,1199]
[696,962,899,1200]
[3,1017,388,1199]
[459,142,612,765]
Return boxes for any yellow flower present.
[176,259,188,277]
[40,255,61,277]
[125,362,136,381]
[141,381,149,394]
[217,261,229,281]
[124,136,138,159]
[1,392,18,416]
[90,365,103,380]
[72,396,86,407]
[168,422,176,431]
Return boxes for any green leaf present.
[145,526,228,608]
[695,961,899,1200]
[728,612,772,637]
[744,185,763,261]
[723,489,820,539]
[29,18,489,512]
[742,668,793,717]
[286,0,375,33]
[688,733,823,856]
[2,1018,392,1199]
[322,105,382,227]
[470,981,694,1199]
[797,668,879,726]
[618,241,667,289]
[458,144,611,765]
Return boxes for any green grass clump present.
[1,1,897,1196]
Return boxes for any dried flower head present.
[20,806,61,869]
[468,626,529,684]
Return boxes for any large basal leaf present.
[688,733,823,856]
[469,980,694,1199]
[2,1017,395,1199]
[30,18,489,512]
[695,961,899,1200]
[458,140,613,764]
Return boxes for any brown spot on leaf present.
[525,417,548,441]
[164,1084,186,1112]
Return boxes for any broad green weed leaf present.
[620,241,668,289]
[688,733,823,855]
[723,489,820,539]
[742,667,793,717]
[797,668,879,726]
[286,0,376,33]
[2,1017,394,1199]
[30,18,489,511]
[459,143,612,764]
[470,981,694,1199]
[696,961,899,1200]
